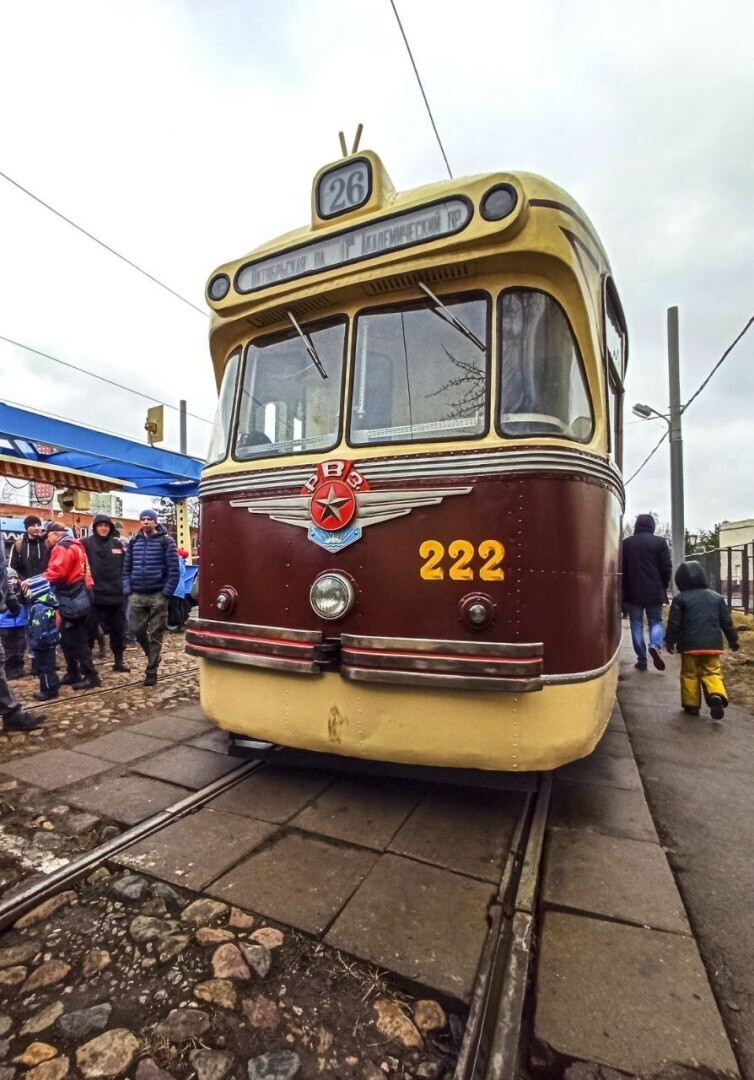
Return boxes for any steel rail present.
[25,666,197,712]
[454,773,552,1079]
[0,759,264,932]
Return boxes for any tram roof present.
[0,403,202,499]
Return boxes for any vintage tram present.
[189,148,627,771]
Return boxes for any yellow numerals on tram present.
[419,540,506,581]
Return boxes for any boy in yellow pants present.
[665,561,739,723]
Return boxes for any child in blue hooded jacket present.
[25,574,60,701]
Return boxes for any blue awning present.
[0,403,203,499]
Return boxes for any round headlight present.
[208,273,230,301]
[480,183,518,222]
[309,572,355,621]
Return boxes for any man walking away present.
[0,541,40,731]
[83,514,130,673]
[123,509,179,686]
[41,523,100,690]
[665,560,739,724]
[622,513,672,672]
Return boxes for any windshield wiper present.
[417,281,485,353]
[286,310,328,380]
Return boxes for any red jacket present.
[44,537,91,589]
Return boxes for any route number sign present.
[317,160,371,219]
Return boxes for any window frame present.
[345,289,492,451]
[205,348,242,467]
[229,315,349,465]
[495,286,595,445]
[602,276,628,468]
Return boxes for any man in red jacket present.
[43,524,100,690]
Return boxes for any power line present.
[0,170,207,317]
[625,314,753,486]
[0,334,213,425]
[388,0,453,179]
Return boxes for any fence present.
[687,545,754,614]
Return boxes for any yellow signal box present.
[145,405,164,445]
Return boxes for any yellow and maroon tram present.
[189,149,627,771]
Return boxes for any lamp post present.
[631,307,685,573]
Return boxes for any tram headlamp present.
[208,273,230,301]
[309,572,355,621]
[480,184,518,222]
[215,587,238,615]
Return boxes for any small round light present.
[208,274,230,301]
[215,587,237,614]
[467,603,489,626]
[480,184,518,222]
[459,592,497,631]
[309,572,355,621]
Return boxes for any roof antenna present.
[338,131,348,157]
[351,124,363,154]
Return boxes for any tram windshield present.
[349,295,488,446]
[499,289,593,442]
[234,319,346,460]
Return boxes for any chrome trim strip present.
[340,633,542,659]
[341,666,543,693]
[187,630,315,661]
[188,617,322,644]
[539,643,621,685]
[187,642,319,676]
[341,649,542,677]
[200,448,624,504]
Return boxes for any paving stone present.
[162,703,211,724]
[131,745,238,788]
[535,912,738,1076]
[129,715,208,740]
[187,729,231,753]
[388,787,522,882]
[591,730,632,759]
[550,780,658,843]
[0,749,112,790]
[326,853,493,1003]
[606,703,627,733]
[76,731,172,764]
[208,767,334,824]
[555,752,642,791]
[68,775,190,825]
[290,776,421,850]
[115,808,275,889]
[208,832,376,936]
[543,829,690,934]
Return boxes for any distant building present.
[718,519,754,584]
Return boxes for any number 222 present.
[419,540,505,581]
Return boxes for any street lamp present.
[630,308,685,575]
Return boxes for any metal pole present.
[667,307,685,579]
[179,399,188,456]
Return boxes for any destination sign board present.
[235,198,471,294]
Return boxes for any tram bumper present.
[198,658,618,772]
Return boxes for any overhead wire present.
[625,314,753,486]
[0,334,213,425]
[0,169,208,317]
[388,0,453,179]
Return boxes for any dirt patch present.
[721,611,754,713]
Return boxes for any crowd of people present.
[0,509,193,734]
[622,513,739,724]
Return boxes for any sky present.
[0,0,752,528]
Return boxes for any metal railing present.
[686,545,754,613]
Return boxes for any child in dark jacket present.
[25,575,61,701]
[665,561,739,723]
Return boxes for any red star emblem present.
[310,480,356,531]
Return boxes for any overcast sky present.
[1,0,752,528]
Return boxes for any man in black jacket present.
[83,515,130,673]
[622,513,672,671]
[10,515,49,578]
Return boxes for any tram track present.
[24,665,197,712]
[455,773,552,1080]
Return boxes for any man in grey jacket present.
[0,543,41,731]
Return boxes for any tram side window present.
[206,350,240,465]
[499,290,593,442]
[234,320,346,460]
[349,295,488,446]
[604,289,625,462]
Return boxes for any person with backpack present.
[123,509,180,686]
[24,574,60,701]
[9,514,50,676]
[0,541,40,731]
[83,514,130,673]
[38,523,99,690]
